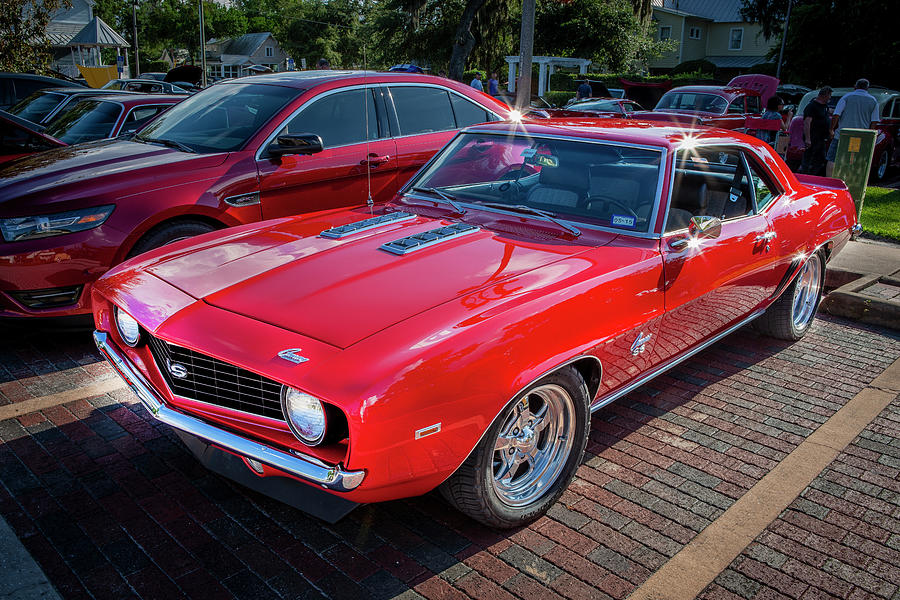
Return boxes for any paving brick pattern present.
[698,391,900,600]
[1,315,899,600]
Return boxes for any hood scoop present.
[320,211,416,239]
[380,222,480,255]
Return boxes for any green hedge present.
[543,90,575,107]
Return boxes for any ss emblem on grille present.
[167,360,189,379]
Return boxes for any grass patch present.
[860,187,900,242]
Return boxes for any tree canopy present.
[1,0,69,72]
[740,0,900,89]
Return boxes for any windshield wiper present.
[406,187,468,216]
[476,202,581,238]
[140,137,196,153]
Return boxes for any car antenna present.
[363,42,374,215]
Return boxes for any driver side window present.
[281,89,379,149]
[666,147,754,232]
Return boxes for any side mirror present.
[268,133,324,157]
[689,215,722,239]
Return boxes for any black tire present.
[439,366,590,528]
[127,220,217,259]
[754,252,824,341]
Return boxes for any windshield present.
[8,91,67,123]
[408,133,664,234]
[655,92,728,114]
[135,83,298,153]
[44,99,120,144]
[572,100,623,113]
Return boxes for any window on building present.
[265,46,274,57]
[729,28,743,50]
[689,27,701,40]
[659,26,672,40]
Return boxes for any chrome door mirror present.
[689,215,722,239]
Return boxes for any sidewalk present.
[829,238,900,278]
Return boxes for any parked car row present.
[0,69,860,528]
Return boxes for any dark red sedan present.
[0,71,510,322]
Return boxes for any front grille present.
[147,335,285,420]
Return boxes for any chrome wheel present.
[491,384,575,507]
[792,255,822,330]
[876,150,889,180]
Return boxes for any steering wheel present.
[498,179,524,203]
[590,196,638,220]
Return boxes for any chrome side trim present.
[224,192,261,207]
[320,211,416,239]
[93,331,365,492]
[590,308,765,413]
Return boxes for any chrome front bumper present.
[93,331,365,492]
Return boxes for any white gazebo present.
[505,56,593,97]
[68,16,131,73]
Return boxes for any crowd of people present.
[770,78,880,176]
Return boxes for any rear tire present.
[439,366,590,528]
[873,148,890,181]
[127,220,217,259]
[754,252,824,341]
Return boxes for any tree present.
[534,0,658,71]
[448,0,487,80]
[740,0,900,88]
[1,0,70,72]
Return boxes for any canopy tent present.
[504,56,593,98]
[68,17,131,85]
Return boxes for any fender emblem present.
[277,348,309,364]
[630,332,652,356]
[167,360,189,379]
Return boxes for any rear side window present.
[450,94,491,127]
[390,86,456,135]
[282,88,379,148]
[728,98,745,114]
[746,95,761,114]
[121,105,169,133]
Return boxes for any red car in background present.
[637,75,779,130]
[0,71,510,322]
[92,120,857,527]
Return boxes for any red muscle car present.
[0,72,510,322]
[91,120,858,527]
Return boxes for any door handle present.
[754,231,776,242]
[360,154,390,167]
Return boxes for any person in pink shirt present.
[785,114,805,171]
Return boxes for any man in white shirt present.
[826,78,880,176]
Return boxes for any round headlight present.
[281,386,326,445]
[115,306,141,347]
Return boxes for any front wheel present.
[754,252,824,340]
[439,367,590,528]
[873,148,890,181]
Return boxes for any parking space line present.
[628,356,900,600]
[0,378,125,422]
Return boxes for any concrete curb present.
[822,273,900,330]
[0,515,61,599]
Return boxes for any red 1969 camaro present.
[91,119,858,527]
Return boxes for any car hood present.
[0,139,227,206]
[144,210,605,348]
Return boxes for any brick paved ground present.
[1,314,899,600]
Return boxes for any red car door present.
[257,87,399,219]
[651,146,784,364]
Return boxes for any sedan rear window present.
[136,83,298,153]
[44,100,121,144]
[8,91,67,123]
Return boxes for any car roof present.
[0,73,83,87]
[465,119,756,151]
[797,86,900,113]
[217,70,458,90]
[70,94,183,105]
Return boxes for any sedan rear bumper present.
[93,330,366,493]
